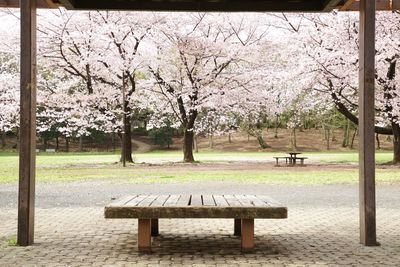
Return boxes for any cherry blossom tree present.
[265,11,400,161]
[39,10,160,160]
[143,13,268,162]
[300,11,400,163]
[0,27,19,149]
[0,53,19,137]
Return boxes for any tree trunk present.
[183,129,195,162]
[209,134,213,149]
[15,127,19,150]
[331,130,336,142]
[392,123,400,164]
[299,117,305,132]
[376,134,381,150]
[342,120,350,147]
[120,115,133,163]
[1,131,6,149]
[43,138,48,150]
[65,136,69,152]
[274,115,280,138]
[326,129,330,150]
[256,133,269,149]
[228,133,232,143]
[303,116,308,130]
[79,136,83,152]
[350,128,358,149]
[291,128,297,150]
[56,136,59,151]
[112,133,116,152]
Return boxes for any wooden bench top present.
[105,195,287,219]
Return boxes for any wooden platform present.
[105,195,287,252]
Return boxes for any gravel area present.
[1,181,399,209]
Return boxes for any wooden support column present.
[359,0,378,246]
[234,219,241,236]
[18,0,37,247]
[138,219,152,252]
[241,219,254,252]
[151,219,159,236]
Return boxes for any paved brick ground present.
[1,206,400,266]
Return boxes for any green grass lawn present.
[0,151,398,185]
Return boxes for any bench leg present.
[275,158,279,166]
[151,219,159,236]
[138,219,152,253]
[234,219,241,236]
[241,219,254,252]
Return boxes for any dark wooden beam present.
[323,0,342,11]
[394,0,400,9]
[339,0,356,10]
[341,0,399,11]
[18,0,37,246]
[358,0,378,246]
[58,0,74,9]
[58,0,329,12]
[0,0,57,8]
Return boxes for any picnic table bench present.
[274,153,308,166]
[105,194,287,252]
[274,156,290,166]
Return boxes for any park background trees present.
[1,9,399,163]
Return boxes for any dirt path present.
[129,162,363,173]
[132,138,153,153]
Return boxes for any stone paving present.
[1,206,400,266]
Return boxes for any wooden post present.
[18,0,37,246]
[234,219,241,236]
[359,0,378,246]
[241,219,254,252]
[151,219,159,236]
[138,219,151,252]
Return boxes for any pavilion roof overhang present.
[0,0,398,11]
[52,0,343,12]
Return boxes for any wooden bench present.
[105,194,287,252]
[291,157,308,166]
[273,157,290,166]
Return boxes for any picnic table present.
[288,152,302,158]
[274,152,308,166]
[105,194,287,252]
